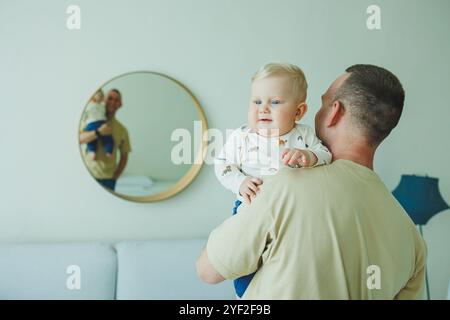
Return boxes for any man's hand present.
[281,148,317,168]
[239,177,263,204]
[98,122,112,136]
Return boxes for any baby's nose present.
[260,103,271,113]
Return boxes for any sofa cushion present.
[115,240,234,299]
[0,243,117,299]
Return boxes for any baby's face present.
[248,75,305,137]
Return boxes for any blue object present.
[97,178,116,191]
[392,175,449,225]
[232,199,256,298]
[85,120,114,154]
[392,174,449,300]
[232,200,242,214]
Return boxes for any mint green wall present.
[0,0,449,298]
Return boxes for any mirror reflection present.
[79,71,206,201]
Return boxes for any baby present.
[214,62,332,298]
[84,89,114,160]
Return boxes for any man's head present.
[315,64,405,150]
[105,89,122,117]
[248,63,308,137]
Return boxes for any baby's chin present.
[248,122,273,131]
[255,124,299,137]
[255,126,283,137]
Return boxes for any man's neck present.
[330,140,375,170]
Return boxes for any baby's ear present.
[295,102,308,121]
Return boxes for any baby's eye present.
[271,100,282,105]
[253,100,262,105]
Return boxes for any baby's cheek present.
[248,107,258,123]
[275,109,291,123]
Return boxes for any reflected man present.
[79,89,131,191]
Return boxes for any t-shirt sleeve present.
[395,233,428,300]
[206,196,274,279]
[120,128,131,153]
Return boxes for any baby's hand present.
[239,177,263,204]
[281,148,317,168]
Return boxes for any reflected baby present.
[83,89,114,160]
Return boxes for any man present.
[79,89,131,191]
[197,65,427,299]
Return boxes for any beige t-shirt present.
[207,160,427,299]
[80,117,131,179]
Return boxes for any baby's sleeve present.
[214,127,248,195]
[299,125,332,166]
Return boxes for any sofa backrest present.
[0,240,234,300]
[115,240,234,300]
[0,243,117,299]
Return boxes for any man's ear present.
[326,100,345,127]
[295,102,308,121]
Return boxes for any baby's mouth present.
[258,118,273,122]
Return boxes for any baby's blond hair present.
[252,62,308,102]
[92,89,104,103]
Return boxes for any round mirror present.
[78,71,207,202]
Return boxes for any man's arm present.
[196,190,274,284]
[79,122,112,144]
[79,130,97,144]
[196,248,225,284]
[113,151,128,180]
[394,264,426,300]
[395,234,427,299]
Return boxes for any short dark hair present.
[109,88,122,100]
[334,64,405,146]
